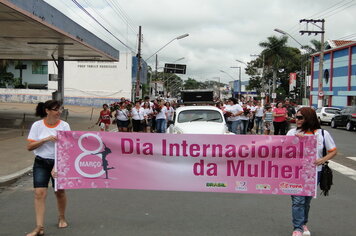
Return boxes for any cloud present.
[45,0,356,82]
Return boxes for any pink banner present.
[56,131,318,196]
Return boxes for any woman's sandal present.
[26,225,44,236]
[58,216,68,228]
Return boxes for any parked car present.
[316,107,341,125]
[331,106,356,131]
[167,106,232,134]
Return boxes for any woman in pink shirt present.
[273,102,287,135]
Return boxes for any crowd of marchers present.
[96,96,176,133]
[218,97,296,135]
[95,96,297,135]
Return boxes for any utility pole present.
[155,54,158,97]
[299,19,325,108]
[135,26,142,100]
[231,66,241,100]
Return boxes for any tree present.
[0,60,15,88]
[245,58,264,93]
[301,39,322,54]
[248,36,303,101]
[183,78,204,90]
[259,35,291,95]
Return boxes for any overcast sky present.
[45,0,356,83]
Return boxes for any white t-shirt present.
[225,104,243,121]
[131,107,145,120]
[28,119,71,159]
[166,106,175,121]
[116,109,129,121]
[247,105,256,112]
[156,106,168,120]
[255,106,264,117]
[286,128,336,171]
[143,108,153,119]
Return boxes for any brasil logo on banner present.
[56,131,318,197]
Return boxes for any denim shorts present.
[33,156,55,188]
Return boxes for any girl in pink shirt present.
[272,102,287,135]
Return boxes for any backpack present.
[319,129,333,196]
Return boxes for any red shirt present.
[273,107,287,122]
[100,110,111,124]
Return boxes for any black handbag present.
[320,162,333,196]
[319,129,333,196]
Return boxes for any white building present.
[1,53,135,106]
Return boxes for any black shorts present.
[117,120,129,128]
[33,156,55,188]
[132,119,144,132]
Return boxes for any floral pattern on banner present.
[57,131,106,189]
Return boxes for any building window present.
[32,65,48,74]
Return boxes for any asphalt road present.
[320,124,356,169]
[1,170,356,236]
[0,124,355,236]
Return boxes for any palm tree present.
[259,35,291,95]
[301,39,322,54]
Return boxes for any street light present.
[146,31,188,99]
[172,57,185,63]
[274,28,307,104]
[235,59,248,66]
[219,70,235,80]
[145,33,189,61]
[274,28,303,47]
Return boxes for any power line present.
[105,0,138,35]
[309,0,351,18]
[53,0,120,49]
[82,0,137,50]
[286,0,355,40]
[323,1,356,18]
[337,33,356,40]
[71,0,135,53]
[81,0,137,51]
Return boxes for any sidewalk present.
[0,102,105,186]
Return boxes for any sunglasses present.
[296,115,304,120]
[50,107,64,112]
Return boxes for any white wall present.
[2,53,133,106]
[48,52,132,100]
[0,88,52,103]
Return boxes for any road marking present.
[329,160,356,181]
[346,157,356,162]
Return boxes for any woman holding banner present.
[287,107,337,236]
[26,100,70,236]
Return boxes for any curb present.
[0,166,32,187]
